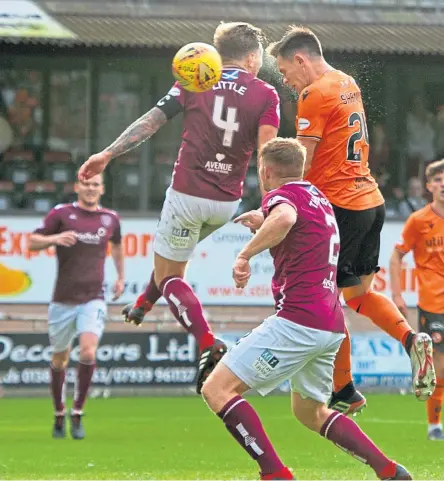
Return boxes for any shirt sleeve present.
[110,216,122,245]
[33,208,62,235]
[156,83,185,119]
[258,86,281,129]
[395,215,418,254]
[262,191,297,218]
[296,86,328,141]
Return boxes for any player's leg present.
[201,317,299,480]
[48,302,77,438]
[343,204,435,401]
[70,300,106,439]
[329,205,369,414]
[290,333,411,480]
[419,309,444,439]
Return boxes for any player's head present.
[259,137,306,191]
[426,160,444,204]
[75,173,104,209]
[213,22,265,76]
[268,26,323,93]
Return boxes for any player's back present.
[298,70,383,210]
[262,181,344,333]
[172,68,280,201]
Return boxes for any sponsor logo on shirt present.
[76,228,107,245]
[205,154,233,175]
[101,214,112,227]
[252,349,280,377]
[170,228,190,249]
[322,272,335,293]
[297,117,310,130]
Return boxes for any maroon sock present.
[50,364,66,414]
[138,272,162,307]
[73,361,96,412]
[218,395,285,476]
[160,276,214,351]
[321,412,396,478]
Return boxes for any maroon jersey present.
[162,69,280,201]
[34,203,121,304]
[262,181,345,333]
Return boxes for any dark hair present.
[260,137,306,178]
[214,22,265,62]
[426,159,444,181]
[268,25,322,59]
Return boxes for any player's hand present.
[233,210,265,233]
[78,151,112,181]
[53,231,77,247]
[392,294,408,319]
[112,279,124,301]
[233,256,251,289]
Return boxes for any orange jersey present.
[296,70,384,210]
[396,204,444,314]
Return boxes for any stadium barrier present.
[0,330,412,396]
[0,217,418,306]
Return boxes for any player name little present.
[213,81,247,96]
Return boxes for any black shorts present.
[333,203,385,288]
[419,307,444,352]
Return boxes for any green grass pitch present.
[0,394,441,479]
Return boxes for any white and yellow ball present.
[172,42,223,93]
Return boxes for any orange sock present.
[427,378,444,425]
[333,325,353,392]
[346,290,414,346]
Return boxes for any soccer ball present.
[172,42,223,93]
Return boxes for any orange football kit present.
[396,205,444,427]
[296,70,413,393]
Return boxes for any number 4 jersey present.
[296,70,384,211]
[262,181,345,333]
[156,68,280,201]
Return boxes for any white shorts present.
[154,187,240,262]
[222,315,345,403]
[48,299,107,353]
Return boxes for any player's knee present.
[79,345,97,364]
[200,377,220,412]
[52,351,69,369]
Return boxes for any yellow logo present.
[0,263,32,296]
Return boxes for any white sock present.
[428,423,442,433]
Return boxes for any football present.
[172,42,223,93]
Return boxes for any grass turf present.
[0,394,440,479]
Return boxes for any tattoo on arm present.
[105,107,168,159]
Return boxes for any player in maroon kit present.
[29,174,124,439]
[78,22,280,393]
[202,138,411,481]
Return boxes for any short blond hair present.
[260,137,306,178]
[213,22,265,62]
[426,159,444,182]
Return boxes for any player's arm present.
[295,87,325,176]
[103,107,168,160]
[110,219,124,281]
[389,216,418,318]
[238,203,296,259]
[297,138,318,175]
[257,87,280,196]
[233,202,296,288]
[29,209,77,251]
[78,85,184,180]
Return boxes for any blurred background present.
[0,0,442,396]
